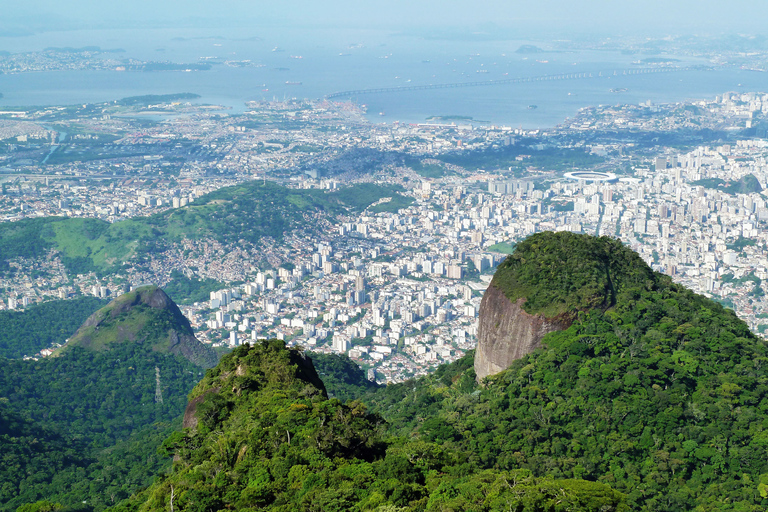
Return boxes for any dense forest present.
[360,233,768,511]
[0,343,204,511]
[0,296,106,359]
[0,288,214,511]
[110,341,627,512]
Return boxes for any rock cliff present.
[474,286,572,381]
[474,231,657,381]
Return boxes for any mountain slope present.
[0,182,412,276]
[111,340,626,512]
[364,232,768,511]
[475,232,659,379]
[0,341,203,511]
[65,285,217,368]
[0,287,214,511]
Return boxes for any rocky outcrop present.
[474,285,572,381]
[182,387,221,430]
[168,328,219,369]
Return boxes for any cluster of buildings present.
[5,91,768,379]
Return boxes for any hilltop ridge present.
[66,285,217,368]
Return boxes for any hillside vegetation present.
[0,182,413,276]
[65,286,216,367]
[0,287,213,511]
[0,343,203,511]
[362,233,768,511]
[0,296,106,359]
[491,232,658,317]
[111,341,627,512]
[9,233,768,511]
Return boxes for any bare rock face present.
[182,387,221,430]
[474,285,572,381]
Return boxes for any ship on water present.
[285,81,302,85]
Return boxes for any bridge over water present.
[325,67,691,100]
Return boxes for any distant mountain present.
[65,285,217,369]
[0,181,412,276]
[515,44,545,53]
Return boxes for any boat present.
[610,87,628,93]
[527,105,538,110]
[285,81,302,85]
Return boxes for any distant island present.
[640,56,681,64]
[515,44,545,54]
[116,93,201,106]
[44,46,125,54]
[426,115,473,121]
[171,36,225,42]
[139,62,211,72]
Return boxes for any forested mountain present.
[7,233,768,511]
[362,233,768,511]
[0,288,212,511]
[110,340,626,512]
[64,285,217,368]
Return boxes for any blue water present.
[1,27,767,127]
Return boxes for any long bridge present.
[325,67,692,100]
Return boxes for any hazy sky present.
[2,0,767,36]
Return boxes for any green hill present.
[12,232,768,511]
[490,232,658,318]
[0,287,213,511]
[690,173,763,195]
[363,233,768,511]
[110,340,626,512]
[64,285,217,368]
[0,342,203,511]
[0,181,412,277]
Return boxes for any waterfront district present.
[3,90,768,383]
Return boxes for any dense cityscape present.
[2,88,768,382]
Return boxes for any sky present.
[2,0,767,37]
